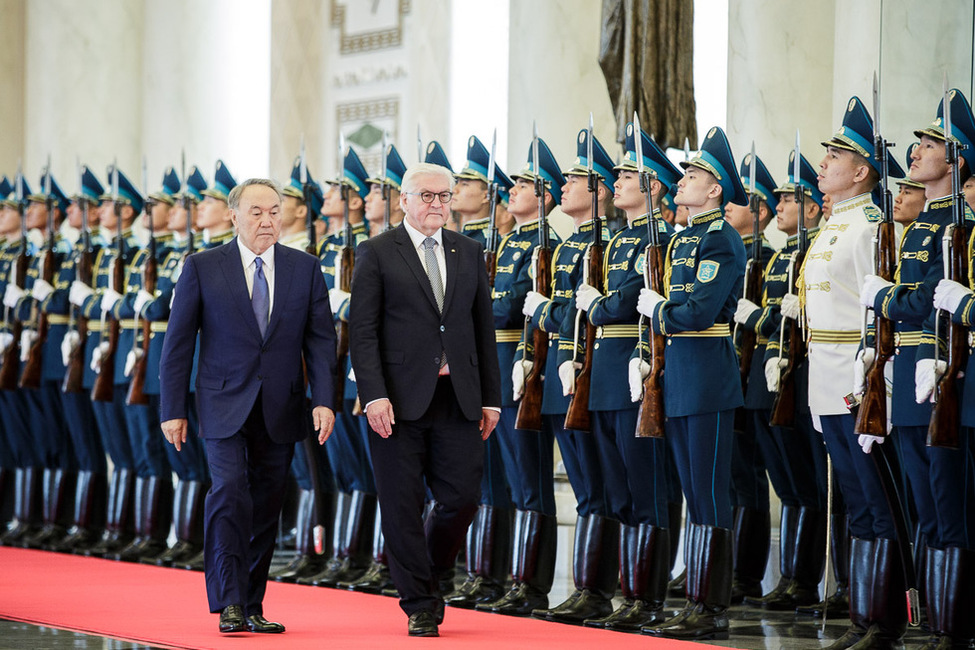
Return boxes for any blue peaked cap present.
[914,88,975,172]
[564,129,617,193]
[616,123,682,191]
[739,153,779,212]
[456,136,513,192]
[822,96,905,178]
[511,137,566,204]
[283,157,325,216]
[149,167,181,206]
[201,160,237,202]
[773,151,824,207]
[101,165,143,215]
[424,141,453,172]
[367,144,408,190]
[29,170,69,213]
[681,126,748,206]
[74,166,105,205]
[179,167,207,203]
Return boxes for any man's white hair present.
[401,163,456,194]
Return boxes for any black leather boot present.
[825,536,875,649]
[272,489,326,581]
[340,506,393,593]
[50,471,107,553]
[477,510,556,616]
[730,506,770,603]
[25,468,76,549]
[116,475,172,562]
[0,468,13,527]
[175,480,208,570]
[938,546,975,649]
[797,513,850,617]
[447,504,512,608]
[315,490,375,586]
[781,506,826,608]
[643,524,732,640]
[83,470,120,556]
[533,514,620,624]
[668,514,692,597]
[149,479,184,565]
[111,476,147,561]
[744,503,798,608]
[849,537,906,649]
[918,547,946,649]
[667,501,683,573]
[1,466,41,545]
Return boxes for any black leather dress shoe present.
[245,614,285,633]
[218,605,246,633]
[407,611,439,637]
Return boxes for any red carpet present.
[0,547,738,649]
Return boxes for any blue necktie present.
[252,257,269,337]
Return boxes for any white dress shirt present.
[401,217,448,293]
[237,237,276,316]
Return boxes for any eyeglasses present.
[404,191,453,204]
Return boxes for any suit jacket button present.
[433,357,440,364]
[440,325,445,332]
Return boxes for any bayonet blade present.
[300,133,307,184]
[943,72,953,143]
[44,154,52,196]
[142,156,148,203]
[76,156,82,197]
[587,112,594,176]
[180,149,187,194]
[487,129,497,185]
[15,160,22,202]
[873,71,881,141]
[793,130,801,185]
[749,142,756,197]
[633,112,645,176]
[380,130,388,182]
[683,137,690,162]
[112,157,118,201]
[417,125,423,162]
[532,121,540,179]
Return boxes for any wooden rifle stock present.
[125,249,156,406]
[515,248,551,431]
[737,257,763,394]
[769,249,806,427]
[635,243,666,438]
[927,223,967,449]
[91,253,125,403]
[564,245,602,432]
[334,244,354,411]
[485,250,497,287]
[62,245,92,393]
[0,249,29,390]
[19,244,57,389]
[854,220,896,436]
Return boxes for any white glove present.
[0,332,13,353]
[853,348,876,398]
[30,278,55,303]
[328,288,350,315]
[69,281,94,307]
[512,359,533,400]
[574,283,601,312]
[61,330,80,366]
[19,329,37,362]
[3,284,25,308]
[781,293,801,320]
[124,348,143,377]
[90,341,110,373]
[348,366,356,382]
[100,288,122,315]
[628,357,650,403]
[133,289,154,317]
[637,288,665,318]
[860,274,894,308]
[933,278,974,314]
[522,291,547,318]
[734,298,761,326]
[765,357,788,393]
[558,360,579,397]
[915,358,947,404]
[858,434,886,454]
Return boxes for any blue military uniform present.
[643,126,746,641]
[475,137,562,617]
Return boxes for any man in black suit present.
[159,178,337,634]
[350,162,501,637]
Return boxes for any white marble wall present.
[0,0,26,177]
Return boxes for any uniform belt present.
[894,331,922,347]
[495,329,522,343]
[46,314,71,325]
[671,323,731,338]
[595,324,640,339]
[120,319,140,330]
[86,320,103,332]
[757,335,769,345]
[150,322,167,333]
[808,328,861,344]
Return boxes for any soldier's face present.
[66,201,82,228]
[909,135,949,185]
[145,201,171,232]
[99,201,117,230]
[231,184,281,255]
[451,179,487,214]
[401,173,451,236]
[675,168,720,210]
[320,184,344,219]
[613,171,643,212]
[506,179,538,219]
[280,195,301,229]
[776,193,800,235]
[196,196,231,230]
[964,176,975,211]
[817,147,863,195]
[723,199,752,232]
[560,175,590,217]
[364,184,385,223]
[893,185,925,225]
[0,206,18,235]
[25,201,47,230]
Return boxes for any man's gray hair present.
[401,163,456,194]
[228,178,284,211]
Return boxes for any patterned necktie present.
[252,257,269,337]
[422,237,444,313]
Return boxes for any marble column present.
[0,0,26,177]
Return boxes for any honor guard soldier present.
[573,125,679,632]
[475,135,563,617]
[143,166,212,568]
[0,176,43,546]
[70,165,142,558]
[637,126,747,641]
[528,127,616,625]
[722,153,780,604]
[196,160,238,249]
[885,89,975,650]
[447,135,516,610]
[48,167,110,553]
[780,97,907,650]
[893,144,926,226]
[0,176,18,534]
[101,167,180,563]
[300,146,376,589]
[363,144,408,237]
[7,170,76,550]
[270,158,337,584]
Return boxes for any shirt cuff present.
[484,406,501,413]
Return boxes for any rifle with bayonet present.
[854,74,896,438]
[126,159,154,406]
[91,164,125,403]
[333,137,353,413]
[63,162,93,393]
[515,123,552,431]
[21,158,57,389]
[634,115,666,439]
[380,132,393,234]
[928,81,968,449]
[0,169,30,390]
[736,144,763,420]
[484,129,500,285]
[565,115,601,432]
[770,133,809,427]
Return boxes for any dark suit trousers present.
[203,394,294,615]
[369,377,484,616]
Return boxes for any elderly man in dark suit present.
[350,162,501,637]
[159,178,336,635]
